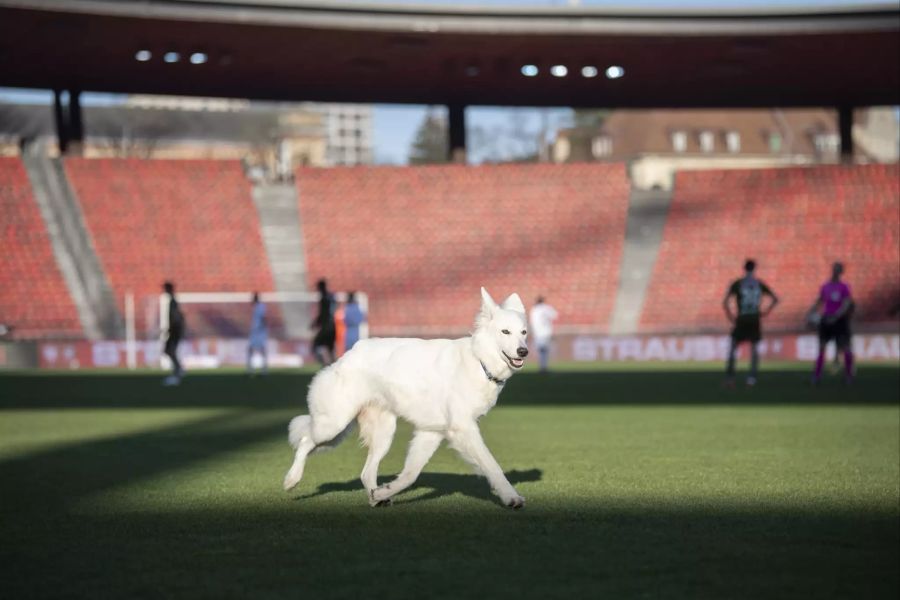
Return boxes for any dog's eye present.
[501,329,510,335]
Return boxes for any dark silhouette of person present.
[162,281,185,385]
[311,278,336,366]
[722,259,778,387]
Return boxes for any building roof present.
[590,109,838,156]
[0,102,324,143]
[0,1,897,108]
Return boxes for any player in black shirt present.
[311,278,336,366]
[722,260,779,387]
[163,281,185,386]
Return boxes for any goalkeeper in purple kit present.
[808,262,855,384]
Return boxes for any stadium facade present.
[0,1,897,368]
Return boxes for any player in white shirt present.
[247,292,268,374]
[529,296,558,373]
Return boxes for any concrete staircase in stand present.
[251,182,310,339]
[609,187,673,334]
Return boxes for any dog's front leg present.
[448,424,525,509]
[370,430,443,506]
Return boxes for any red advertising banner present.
[565,333,899,362]
[38,339,311,369]
[35,333,899,369]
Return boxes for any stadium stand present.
[297,163,631,333]
[0,157,83,338]
[640,164,900,333]
[64,158,275,334]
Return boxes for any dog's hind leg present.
[283,413,358,491]
[284,368,367,492]
[357,407,397,504]
[370,430,443,505]
[283,436,316,491]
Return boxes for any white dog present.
[283,287,529,509]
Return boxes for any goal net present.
[135,290,368,369]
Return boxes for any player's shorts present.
[731,315,761,343]
[313,325,336,351]
[163,333,182,355]
[818,316,852,346]
[249,331,267,350]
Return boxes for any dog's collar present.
[480,361,508,386]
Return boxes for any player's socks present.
[844,351,855,381]
[814,353,825,380]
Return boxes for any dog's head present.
[475,287,529,370]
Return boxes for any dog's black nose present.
[517,347,528,358]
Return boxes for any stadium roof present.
[0,0,898,108]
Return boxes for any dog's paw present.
[368,488,394,507]
[370,484,392,504]
[283,472,301,492]
[504,495,526,510]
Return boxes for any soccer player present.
[310,278,336,366]
[808,262,855,384]
[342,291,366,352]
[162,281,185,386]
[722,260,779,387]
[829,300,856,374]
[529,296,558,373]
[247,292,268,375]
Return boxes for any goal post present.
[125,290,369,370]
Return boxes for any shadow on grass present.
[0,410,286,512]
[295,468,543,506]
[1,366,898,409]
[0,502,896,600]
[0,371,897,599]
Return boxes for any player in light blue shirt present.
[342,291,366,352]
[247,292,268,374]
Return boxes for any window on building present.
[591,135,613,158]
[769,132,782,153]
[699,130,715,153]
[726,131,741,153]
[814,132,840,156]
[671,130,687,153]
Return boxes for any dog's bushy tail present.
[287,414,356,454]
[288,366,358,454]
[287,415,312,449]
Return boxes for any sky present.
[0,0,891,163]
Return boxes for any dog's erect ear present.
[480,287,498,312]
[500,293,526,314]
[475,287,498,329]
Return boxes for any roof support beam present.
[838,105,854,164]
[448,104,467,164]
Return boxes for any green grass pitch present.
[1,363,898,599]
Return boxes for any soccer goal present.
[126,290,369,370]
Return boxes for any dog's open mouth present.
[503,352,525,370]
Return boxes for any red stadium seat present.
[65,158,275,334]
[640,164,900,333]
[296,163,630,334]
[0,158,83,339]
